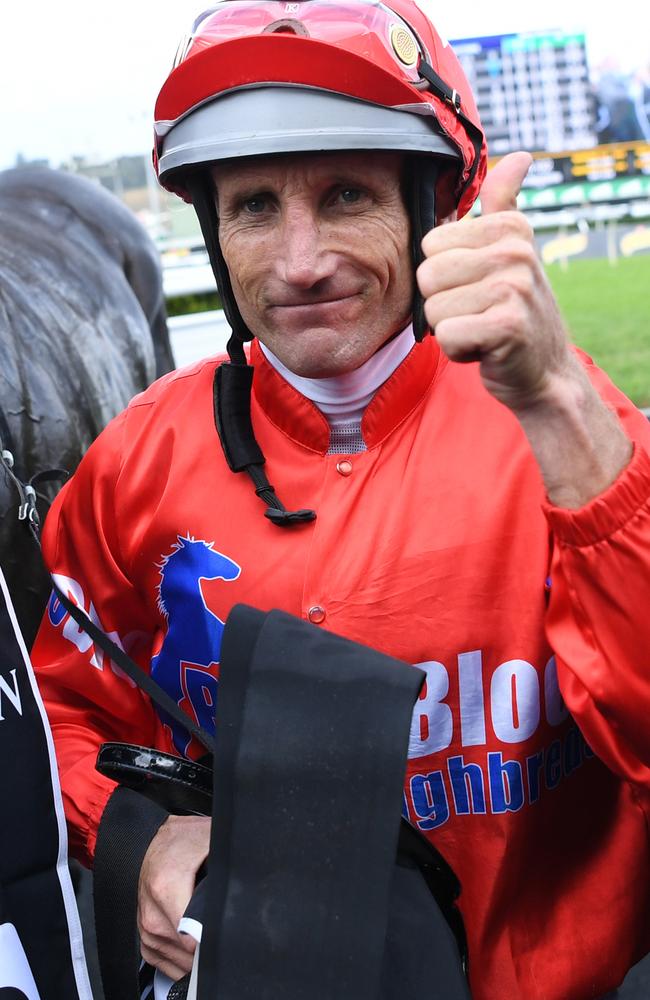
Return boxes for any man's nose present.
[277,206,336,287]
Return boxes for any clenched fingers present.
[421,208,533,258]
[140,913,197,982]
[138,814,211,980]
[417,236,539,301]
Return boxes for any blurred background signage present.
[451,28,650,191]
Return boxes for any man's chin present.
[258,323,363,378]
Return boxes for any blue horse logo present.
[151,535,240,754]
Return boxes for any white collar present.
[259,324,415,426]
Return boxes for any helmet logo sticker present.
[390,23,419,67]
[285,2,300,11]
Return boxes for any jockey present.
[32,2,650,998]
[152,0,487,520]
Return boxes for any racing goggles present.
[174,0,430,85]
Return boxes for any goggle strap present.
[419,60,485,210]
[418,59,462,112]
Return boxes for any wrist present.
[512,364,632,509]
[507,351,587,418]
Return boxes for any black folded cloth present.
[197,605,470,1000]
[96,605,471,1000]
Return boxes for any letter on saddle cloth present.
[194,605,470,1000]
[0,567,91,1000]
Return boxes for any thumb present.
[479,151,532,215]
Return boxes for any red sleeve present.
[545,358,650,792]
[31,408,163,867]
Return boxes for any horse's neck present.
[160,565,221,631]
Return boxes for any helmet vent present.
[263,18,310,36]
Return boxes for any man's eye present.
[339,188,362,204]
[243,196,268,214]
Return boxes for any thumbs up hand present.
[417,150,632,508]
[416,150,572,413]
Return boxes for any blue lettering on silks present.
[407,725,594,832]
[47,590,68,628]
[488,753,524,813]
[447,756,486,815]
[410,771,450,831]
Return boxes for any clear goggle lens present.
[174,0,425,83]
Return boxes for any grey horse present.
[0,165,174,645]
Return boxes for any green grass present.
[545,257,650,407]
[166,291,221,317]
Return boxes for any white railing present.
[168,309,231,368]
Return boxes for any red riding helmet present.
[154,0,487,223]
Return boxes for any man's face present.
[213,151,413,378]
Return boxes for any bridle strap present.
[0,443,215,755]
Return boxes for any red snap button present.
[308,606,326,624]
[336,460,353,477]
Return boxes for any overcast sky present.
[2,1,647,169]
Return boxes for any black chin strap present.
[213,361,316,526]
[185,173,252,349]
[409,157,438,343]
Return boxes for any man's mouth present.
[270,292,359,311]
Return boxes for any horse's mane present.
[156,535,219,616]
